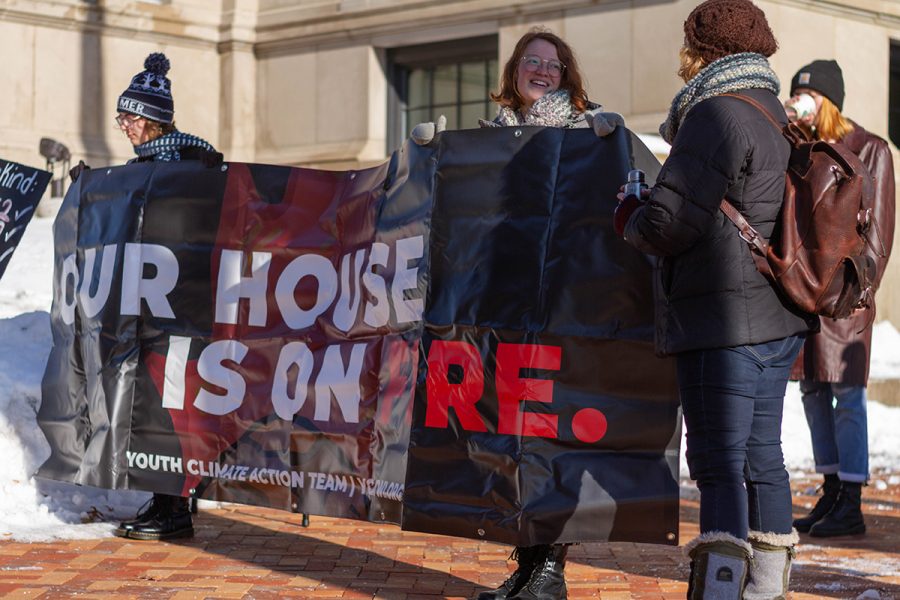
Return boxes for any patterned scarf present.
[492,90,579,128]
[133,130,215,162]
[659,52,780,144]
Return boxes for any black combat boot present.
[509,543,568,600]
[809,481,866,537]
[793,474,840,533]
[118,494,194,541]
[114,494,165,538]
[477,545,546,600]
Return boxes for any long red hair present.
[491,28,588,113]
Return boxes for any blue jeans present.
[677,335,803,539]
[799,381,868,483]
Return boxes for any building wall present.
[249,0,900,323]
[0,0,223,171]
[2,0,900,322]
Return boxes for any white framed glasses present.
[520,55,565,77]
[115,113,142,129]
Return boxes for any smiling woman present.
[472,27,620,600]
[407,27,624,145]
[482,28,593,129]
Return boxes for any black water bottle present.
[623,169,646,201]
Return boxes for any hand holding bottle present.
[614,169,649,237]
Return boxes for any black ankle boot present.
[794,474,840,533]
[509,543,568,600]
[477,545,546,600]
[118,494,194,541]
[809,482,865,537]
[114,494,165,538]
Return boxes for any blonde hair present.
[813,96,854,142]
[678,45,707,83]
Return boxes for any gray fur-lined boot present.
[685,532,752,600]
[743,530,798,600]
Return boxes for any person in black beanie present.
[70,53,222,178]
[71,52,223,541]
[786,59,895,539]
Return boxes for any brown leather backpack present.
[719,94,877,319]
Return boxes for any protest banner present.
[0,159,52,280]
[39,128,679,544]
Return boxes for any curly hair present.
[144,119,177,141]
[491,28,588,114]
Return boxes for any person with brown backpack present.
[786,59,896,538]
[611,1,816,598]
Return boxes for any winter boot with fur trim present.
[685,533,751,600]
[793,473,839,533]
[477,545,547,600]
[743,530,798,600]
[509,543,568,599]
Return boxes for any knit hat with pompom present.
[684,0,778,64]
[117,53,174,123]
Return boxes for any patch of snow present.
[870,321,900,379]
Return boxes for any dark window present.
[890,41,900,146]
[387,35,498,153]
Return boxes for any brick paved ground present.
[0,475,897,599]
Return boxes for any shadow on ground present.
[174,508,489,598]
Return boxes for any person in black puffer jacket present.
[612,2,814,599]
[71,52,222,542]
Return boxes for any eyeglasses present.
[520,55,565,77]
[114,114,142,129]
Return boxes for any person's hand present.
[69,160,90,183]
[198,150,224,169]
[613,185,650,236]
[585,110,625,137]
[784,93,817,127]
[411,115,447,146]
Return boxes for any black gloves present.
[69,160,90,183]
[198,150,224,169]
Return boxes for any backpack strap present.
[721,92,785,133]
[719,198,775,279]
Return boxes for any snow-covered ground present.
[1,214,900,542]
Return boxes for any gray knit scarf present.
[487,90,581,128]
[133,130,215,162]
[659,52,780,144]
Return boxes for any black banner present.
[0,158,52,280]
[39,128,679,545]
[402,127,679,545]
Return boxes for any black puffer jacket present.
[624,88,813,355]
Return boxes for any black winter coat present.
[624,88,813,355]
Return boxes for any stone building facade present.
[2,0,899,322]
